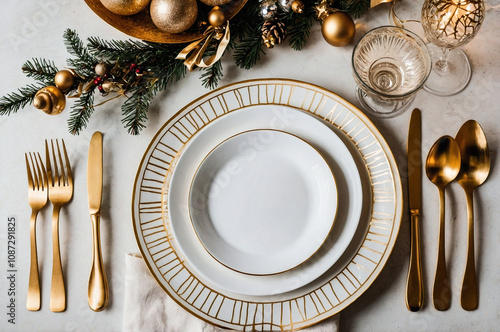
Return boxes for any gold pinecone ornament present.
[262,20,287,48]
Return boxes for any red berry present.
[129,63,137,70]
[135,68,141,74]
[98,85,104,93]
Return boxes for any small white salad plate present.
[189,129,338,275]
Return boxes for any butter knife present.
[87,131,109,311]
[406,108,424,312]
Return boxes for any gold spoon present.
[426,136,461,311]
[455,120,490,311]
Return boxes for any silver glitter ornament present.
[278,0,293,12]
[259,0,278,20]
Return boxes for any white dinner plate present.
[132,79,403,331]
[189,129,338,275]
[168,105,364,295]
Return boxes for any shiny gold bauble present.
[291,0,304,14]
[321,12,355,47]
[33,86,66,115]
[199,0,233,5]
[208,6,226,27]
[150,0,198,33]
[100,0,151,16]
[54,70,75,90]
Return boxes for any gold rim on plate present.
[131,78,403,331]
[84,0,248,44]
[187,128,339,276]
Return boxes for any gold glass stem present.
[433,187,450,310]
[406,210,424,311]
[50,205,66,312]
[461,189,478,310]
[88,214,109,311]
[27,210,41,311]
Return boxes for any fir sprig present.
[63,29,98,77]
[201,61,223,90]
[22,59,59,85]
[67,89,96,135]
[0,84,43,116]
[121,85,155,135]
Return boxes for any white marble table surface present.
[0,1,499,331]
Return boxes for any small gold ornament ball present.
[150,0,198,33]
[199,0,233,5]
[54,70,75,90]
[321,12,355,47]
[100,0,151,16]
[208,6,226,27]
[95,62,111,76]
[292,0,304,14]
[33,86,66,115]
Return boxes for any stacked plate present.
[132,79,403,331]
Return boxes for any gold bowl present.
[85,0,248,44]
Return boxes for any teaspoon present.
[455,120,490,311]
[426,136,461,311]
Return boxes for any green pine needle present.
[121,85,155,135]
[200,61,223,90]
[22,59,59,85]
[0,84,43,116]
[67,89,96,135]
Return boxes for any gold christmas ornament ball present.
[199,0,234,5]
[100,0,151,16]
[150,0,198,34]
[208,6,226,27]
[54,70,75,90]
[292,0,304,14]
[34,86,66,115]
[321,12,355,47]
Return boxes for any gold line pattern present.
[131,80,402,331]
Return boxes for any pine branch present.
[200,61,223,89]
[340,0,371,18]
[233,27,265,70]
[22,59,59,85]
[121,85,155,135]
[287,12,314,51]
[151,59,186,93]
[67,89,96,135]
[0,84,42,115]
[63,29,97,77]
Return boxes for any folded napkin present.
[123,254,339,332]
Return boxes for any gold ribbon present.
[176,21,231,71]
[370,0,421,28]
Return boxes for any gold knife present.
[87,131,109,311]
[406,108,424,312]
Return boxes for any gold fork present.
[25,152,48,311]
[45,139,73,312]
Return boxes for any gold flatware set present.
[24,133,108,312]
[406,109,490,312]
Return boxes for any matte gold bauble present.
[95,62,111,76]
[199,0,233,5]
[34,86,66,115]
[321,12,355,47]
[150,0,198,34]
[100,0,151,16]
[208,6,226,27]
[54,70,75,90]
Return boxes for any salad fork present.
[25,152,48,311]
[45,139,73,312]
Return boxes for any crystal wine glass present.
[352,26,432,118]
[421,0,485,96]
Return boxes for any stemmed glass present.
[352,26,432,118]
[421,0,485,96]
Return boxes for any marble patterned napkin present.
[123,254,339,332]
